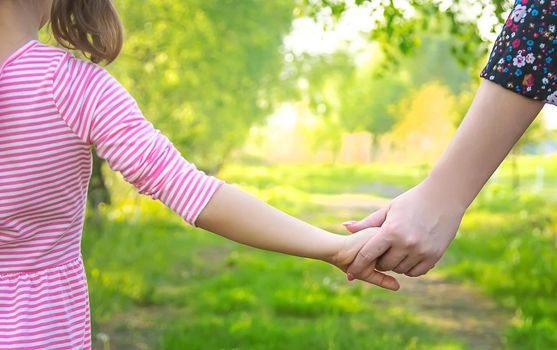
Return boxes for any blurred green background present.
[67,1,557,349]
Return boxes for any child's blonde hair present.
[50,0,123,64]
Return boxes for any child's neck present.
[0,1,42,66]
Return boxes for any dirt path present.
[310,191,512,350]
[92,190,512,350]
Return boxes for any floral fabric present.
[481,0,557,104]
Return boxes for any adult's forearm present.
[195,184,343,263]
[424,80,544,209]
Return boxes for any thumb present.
[345,228,393,288]
[342,204,390,233]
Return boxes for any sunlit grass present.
[84,196,467,349]
[84,156,557,349]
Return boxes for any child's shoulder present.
[4,40,63,75]
[27,41,116,94]
[22,40,72,69]
[30,39,68,56]
[27,40,108,78]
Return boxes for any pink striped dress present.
[0,39,223,349]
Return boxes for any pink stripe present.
[0,39,221,349]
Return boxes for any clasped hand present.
[338,182,466,290]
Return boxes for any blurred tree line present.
[89,0,542,208]
[89,0,295,206]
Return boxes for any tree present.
[288,27,474,161]
[87,0,296,208]
[300,0,512,72]
[385,81,459,163]
[337,64,404,158]
[288,52,357,161]
[112,0,295,171]
[510,116,547,189]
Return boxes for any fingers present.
[392,256,421,274]
[342,205,390,233]
[374,248,407,271]
[359,269,400,291]
[346,230,391,278]
[406,260,436,277]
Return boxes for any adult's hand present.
[343,80,543,281]
[343,180,466,278]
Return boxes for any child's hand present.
[329,228,400,291]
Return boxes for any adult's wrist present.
[419,173,470,215]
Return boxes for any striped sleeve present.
[50,53,223,226]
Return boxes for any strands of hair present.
[50,0,123,64]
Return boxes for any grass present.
[84,155,557,349]
[84,196,466,349]
[441,187,557,349]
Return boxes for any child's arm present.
[196,184,400,291]
[52,56,398,290]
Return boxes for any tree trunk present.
[370,134,380,162]
[511,151,520,190]
[206,148,232,175]
[88,151,111,209]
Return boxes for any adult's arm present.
[343,0,557,283]
[344,79,543,281]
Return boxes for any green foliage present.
[97,0,493,174]
[85,172,466,349]
[86,157,557,349]
[514,115,548,154]
[302,0,513,72]
[338,64,404,138]
[110,0,295,171]
[399,35,472,94]
[70,2,557,348]
[286,33,472,156]
[219,162,427,195]
[443,187,557,349]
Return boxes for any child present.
[0,0,399,348]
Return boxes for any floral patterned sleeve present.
[480,0,557,104]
